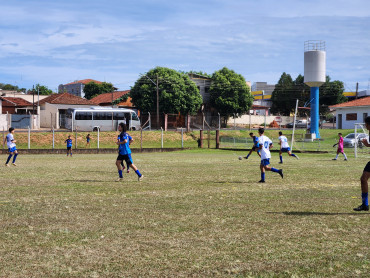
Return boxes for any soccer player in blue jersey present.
[354,116,370,211]
[4,127,18,166]
[244,132,261,159]
[258,128,283,183]
[116,122,143,182]
[117,133,133,173]
[86,134,91,148]
[65,135,73,157]
[278,131,299,163]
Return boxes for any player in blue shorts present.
[86,134,91,148]
[278,131,299,163]
[117,133,133,173]
[116,122,143,182]
[354,116,370,211]
[244,132,261,159]
[4,127,18,166]
[258,128,283,183]
[65,135,73,157]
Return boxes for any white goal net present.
[354,123,369,158]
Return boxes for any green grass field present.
[0,150,369,277]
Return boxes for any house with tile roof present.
[329,96,370,129]
[39,93,95,129]
[58,79,103,98]
[0,97,34,114]
[90,90,133,107]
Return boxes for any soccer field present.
[0,150,369,277]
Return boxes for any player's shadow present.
[79,171,107,173]
[64,179,109,183]
[213,180,246,184]
[268,211,368,216]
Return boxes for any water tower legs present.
[310,86,320,139]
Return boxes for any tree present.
[83,82,115,100]
[271,73,347,116]
[0,83,25,92]
[130,67,202,115]
[209,67,253,119]
[31,84,54,95]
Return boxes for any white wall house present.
[330,96,370,129]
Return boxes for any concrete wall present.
[0,114,9,130]
[335,107,369,129]
[227,114,305,126]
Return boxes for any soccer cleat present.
[243,156,248,159]
[278,169,284,179]
[5,163,9,167]
[12,163,17,166]
[116,178,123,182]
[332,158,337,160]
[127,169,130,173]
[258,180,265,183]
[295,155,299,160]
[279,162,283,164]
[344,159,348,161]
[138,175,144,182]
[353,204,369,211]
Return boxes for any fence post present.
[234,113,236,130]
[97,127,100,149]
[181,127,184,149]
[161,127,163,149]
[75,127,77,149]
[216,129,220,149]
[28,126,30,149]
[208,129,210,148]
[52,126,55,149]
[148,112,151,131]
[140,128,143,152]
[218,113,220,130]
[164,114,168,132]
[200,130,203,148]
[2,127,5,150]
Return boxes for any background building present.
[58,79,102,98]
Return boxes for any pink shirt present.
[338,137,344,149]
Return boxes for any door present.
[338,114,342,129]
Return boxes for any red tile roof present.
[0,97,32,106]
[39,93,95,105]
[65,79,103,85]
[330,96,370,108]
[90,90,130,105]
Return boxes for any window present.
[114,112,125,120]
[75,112,92,120]
[346,113,357,121]
[364,113,368,122]
[131,113,139,121]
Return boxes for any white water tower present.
[304,40,326,139]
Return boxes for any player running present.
[116,122,143,182]
[65,135,73,157]
[258,128,283,183]
[244,132,261,159]
[86,134,91,148]
[117,132,133,173]
[332,133,348,161]
[278,131,299,163]
[354,116,370,211]
[4,127,18,166]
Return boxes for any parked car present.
[343,133,369,148]
[286,120,309,128]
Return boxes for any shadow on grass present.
[267,211,369,216]
[64,179,110,183]
[213,180,247,184]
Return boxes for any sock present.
[291,153,297,158]
[135,169,142,177]
[12,154,18,163]
[271,168,279,173]
[335,154,339,159]
[261,172,265,181]
[6,154,12,164]
[246,154,250,159]
[279,155,283,163]
[118,170,123,178]
[343,153,347,160]
[362,192,369,206]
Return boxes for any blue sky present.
[1,0,370,92]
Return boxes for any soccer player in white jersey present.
[3,127,19,166]
[258,128,283,183]
[278,131,299,163]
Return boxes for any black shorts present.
[364,161,370,172]
[117,154,133,166]
[67,147,71,150]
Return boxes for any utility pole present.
[156,74,159,129]
[355,82,359,99]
